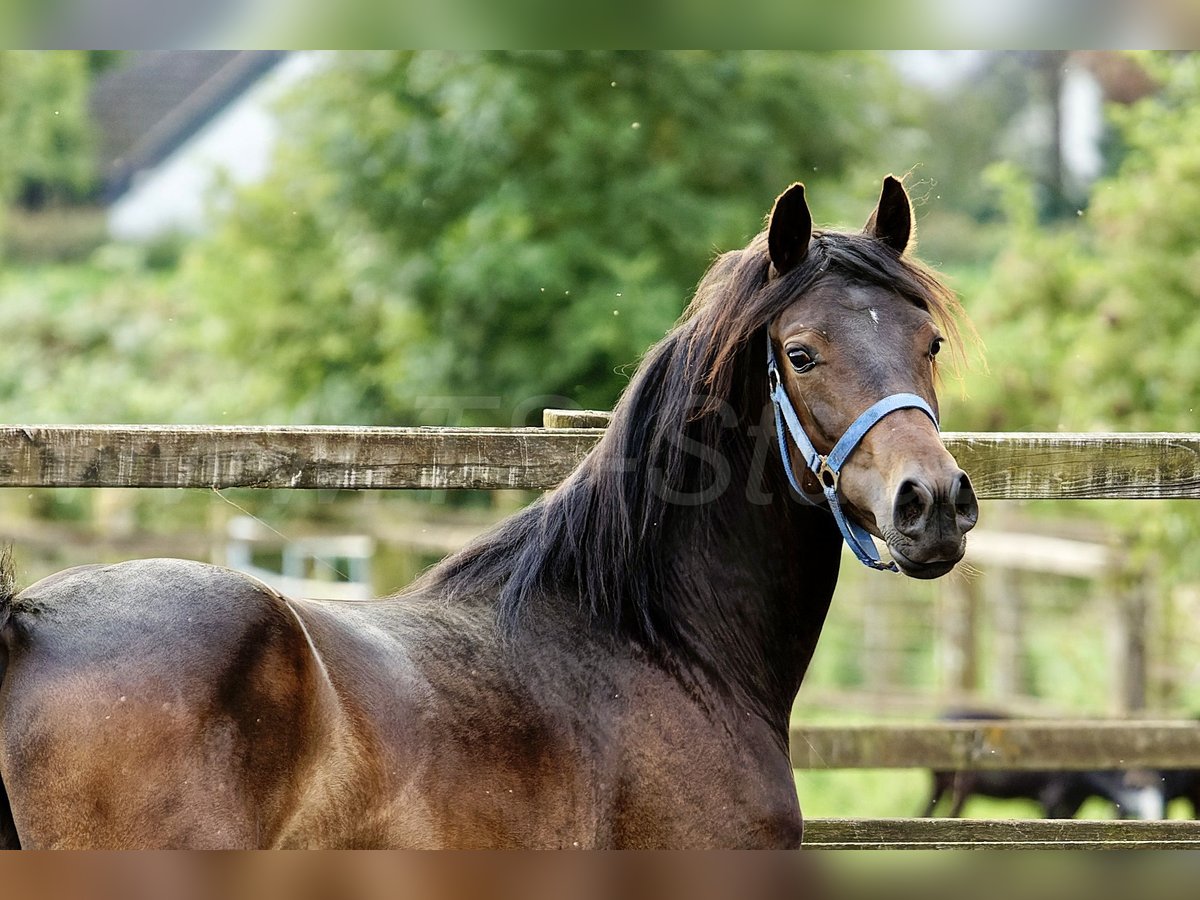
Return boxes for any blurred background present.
[2,49,1200,819]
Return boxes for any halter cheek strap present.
[767,340,939,572]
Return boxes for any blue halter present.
[766,339,939,572]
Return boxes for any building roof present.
[89,50,285,201]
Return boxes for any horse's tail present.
[0,546,21,848]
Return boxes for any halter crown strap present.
[767,340,939,572]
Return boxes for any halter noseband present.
[766,338,939,572]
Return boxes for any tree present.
[0,51,95,212]
[188,51,906,425]
[959,54,1200,433]
[953,52,1200,578]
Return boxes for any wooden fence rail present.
[789,721,1200,770]
[802,818,1200,849]
[1,423,1200,498]
[0,425,596,491]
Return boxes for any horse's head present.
[766,177,977,578]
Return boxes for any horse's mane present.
[423,227,964,648]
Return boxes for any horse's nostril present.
[893,478,933,537]
[952,471,979,533]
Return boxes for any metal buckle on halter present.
[767,366,780,394]
[815,457,839,492]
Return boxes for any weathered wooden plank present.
[802,818,1200,849]
[0,425,601,490]
[949,432,1200,500]
[541,409,613,429]
[790,721,1200,770]
[2,423,1200,497]
[545,412,1200,500]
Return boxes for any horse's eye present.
[786,347,816,373]
[929,338,944,359]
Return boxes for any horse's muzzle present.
[887,469,978,577]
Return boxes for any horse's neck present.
[665,492,843,731]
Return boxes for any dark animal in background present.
[920,710,1167,819]
[1156,769,1200,818]
[0,177,977,848]
[922,767,1165,819]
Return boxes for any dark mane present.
[422,227,964,647]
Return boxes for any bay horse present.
[0,176,977,848]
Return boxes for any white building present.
[91,50,329,241]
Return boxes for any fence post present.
[1111,567,1149,714]
[990,567,1026,701]
[1160,584,1200,709]
[862,587,895,697]
[939,577,981,696]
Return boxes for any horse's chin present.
[887,545,964,580]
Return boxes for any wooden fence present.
[789,720,1200,771]
[4,413,1200,847]
[2,422,1200,498]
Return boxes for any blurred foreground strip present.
[0,844,1195,899]
[14,0,1200,48]
[0,851,824,900]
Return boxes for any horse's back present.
[0,558,338,848]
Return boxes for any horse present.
[920,711,1168,820]
[1157,769,1200,817]
[0,176,977,848]
[922,767,1167,820]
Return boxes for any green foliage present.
[957,55,1200,433]
[0,51,95,212]
[1076,64,1200,433]
[186,172,428,425]
[941,163,1088,432]
[188,51,904,425]
[0,257,257,425]
[948,53,1200,580]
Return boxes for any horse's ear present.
[768,183,812,277]
[864,174,912,255]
